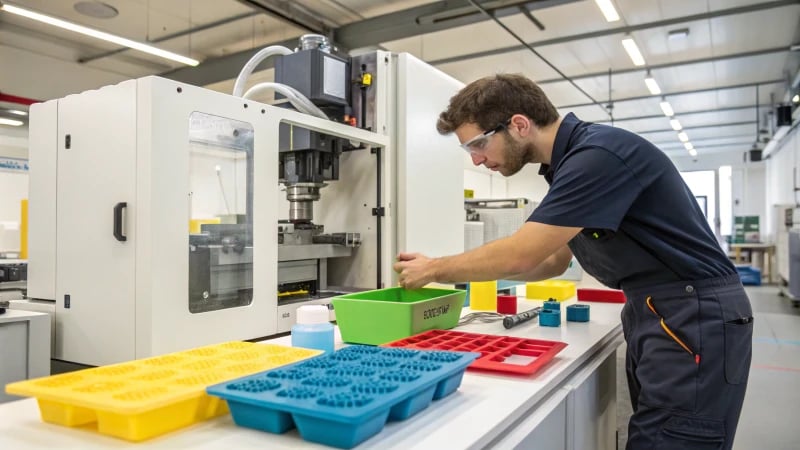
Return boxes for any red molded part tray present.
[576,288,626,303]
[383,330,567,376]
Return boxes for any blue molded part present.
[539,309,561,327]
[543,300,561,311]
[566,304,590,322]
[207,346,479,449]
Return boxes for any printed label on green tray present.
[422,304,451,319]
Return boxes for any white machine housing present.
[27,52,466,366]
[27,77,386,365]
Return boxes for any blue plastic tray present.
[206,346,479,448]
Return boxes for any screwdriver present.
[503,307,543,329]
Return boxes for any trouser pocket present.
[719,289,753,385]
[636,293,700,411]
[654,414,725,450]
[646,296,700,363]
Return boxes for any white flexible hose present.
[232,45,294,98]
[243,82,329,120]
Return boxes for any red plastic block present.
[383,330,567,376]
[496,295,517,314]
[577,288,626,303]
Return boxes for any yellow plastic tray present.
[5,341,321,442]
[525,280,576,301]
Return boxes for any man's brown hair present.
[436,73,559,135]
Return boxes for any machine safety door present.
[55,83,137,365]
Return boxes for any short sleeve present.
[528,147,642,230]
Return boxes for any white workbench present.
[0,288,624,450]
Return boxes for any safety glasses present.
[460,119,511,154]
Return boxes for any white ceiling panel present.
[573,71,653,100]
[507,1,619,41]
[564,105,611,123]
[607,97,666,118]
[1,0,797,166]
[712,53,789,84]
[435,50,563,85]
[333,0,436,20]
[610,116,674,132]
[640,129,684,143]
[682,109,760,127]
[382,18,521,62]
[682,123,756,141]
[540,80,601,108]
[616,0,708,23]
[708,7,800,54]
[0,45,129,100]
[666,134,754,147]
[0,8,127,55]
[175,17,303,59]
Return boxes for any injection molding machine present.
[26,38,466,366]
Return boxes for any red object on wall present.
[0,92,41,106]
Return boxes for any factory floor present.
[616,285,800,449]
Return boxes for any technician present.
[394,74,752,449]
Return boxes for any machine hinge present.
[65,134,71,149]
[372,207,385,217]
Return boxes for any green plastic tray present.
[331,287,465,345]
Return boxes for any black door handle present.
[113,202,127,242]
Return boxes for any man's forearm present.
[428,222,580,284]
[506,246,572,281]
[431,236,533,283]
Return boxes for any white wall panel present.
[396,53,464,257]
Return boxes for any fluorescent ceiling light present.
[659,101,674,117]
[678,131,689,142]
[670,119,682,131]
[6,109,28,116]
[684,142,694,150]
[688,148,698,157]
[0,3,199,66]
[0,118,24,126]
[594,0,620,22]
[621,38,646,66]
[644,76,661,95]
[793,93,799,103]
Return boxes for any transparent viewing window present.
[187,112,254,313]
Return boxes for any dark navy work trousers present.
[622,274,753,449]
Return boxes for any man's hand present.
[393,252,437,289]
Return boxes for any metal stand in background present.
[785,230,800,307]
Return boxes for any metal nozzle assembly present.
[284,182,327,222]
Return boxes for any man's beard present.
[498,133,532,176]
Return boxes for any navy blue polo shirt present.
[528,113,735,289]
